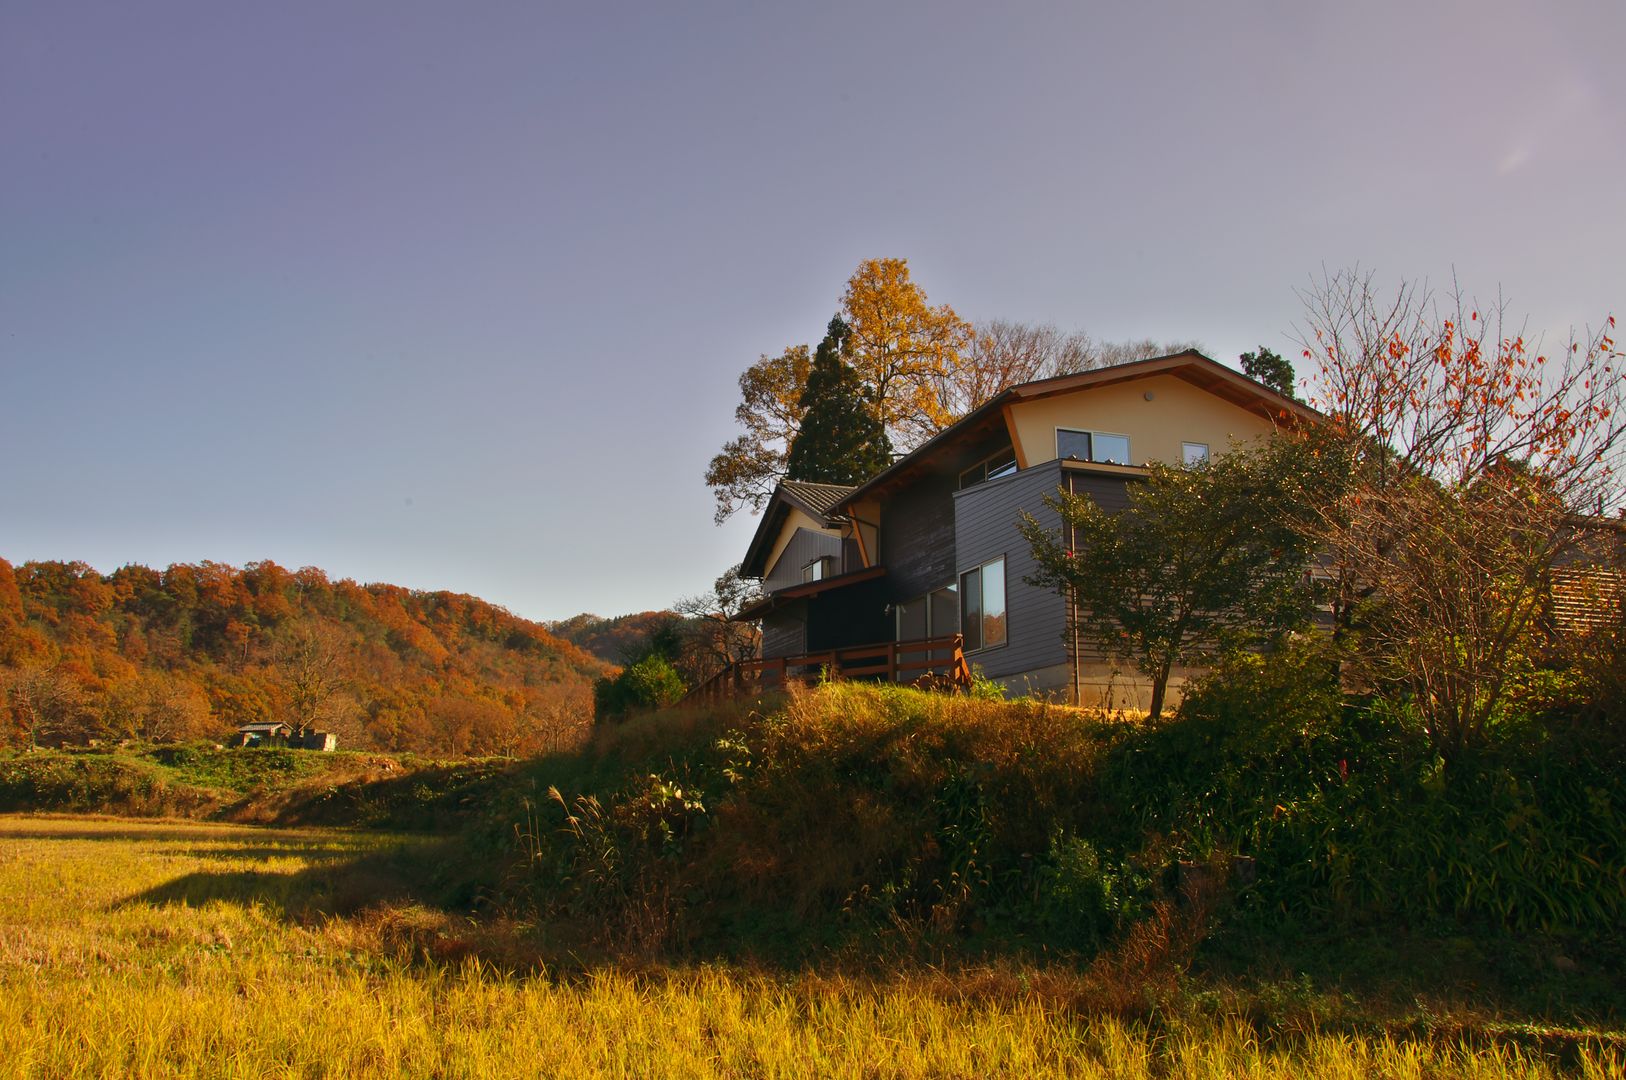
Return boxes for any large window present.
[896,583,959,642]
[959,557,1007,651]
[1057,429,1131,465]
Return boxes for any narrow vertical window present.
[981,557,1006,647]
[959,557,1007,651]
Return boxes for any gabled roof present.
[238,722,292,733]
[834,350,1319,508]
[739,480,857,578]
[780,480,855,518]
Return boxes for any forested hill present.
[0,557,608,757]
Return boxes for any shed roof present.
[237,722,292,733]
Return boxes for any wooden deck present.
[684,634,972,703]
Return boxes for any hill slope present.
[0,557,608,756]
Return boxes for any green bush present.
[593,656,687,722]
[1101,637,1624,933]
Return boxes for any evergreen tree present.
[1239,345,1298,400]
[785,317,892,484]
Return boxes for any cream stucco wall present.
[844,498,881,568]
[1007,374,1277,468]
[763,507,840,578]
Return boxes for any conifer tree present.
[785,317,892,485]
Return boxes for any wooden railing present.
[683,634,972,704]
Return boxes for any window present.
[896,583,959,642]
[801,556,831,583]
[1182,442,1210,466]
[1057,429,1131,465]
[958,447,1018,489]
[959,557,1007,651]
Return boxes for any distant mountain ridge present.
[0,557,607,756]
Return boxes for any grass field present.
[1,814,1620,1078]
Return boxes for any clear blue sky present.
[3,2,1623,621]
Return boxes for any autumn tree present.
[1239,345,1297,399]
[703,344,812,522]
[841,258,975,448]
[2,665,93,747]
[277,620,351,738]
[784,316,891,486]
[1021,438,1322,720]
[102,673,217,742]
[1295,267,1625,758]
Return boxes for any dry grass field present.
[0,813,1619,1079]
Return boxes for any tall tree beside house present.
[784,317,892,486]
[705,259,969,522]
[1021,439,1323,720]
[703,344,813,523]
[1239,345,1298,400]
[840,258,976,449]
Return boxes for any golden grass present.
[0,814,1616,1079]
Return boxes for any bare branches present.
[1295,267,1624,756]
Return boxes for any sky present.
[3,1,1624,623]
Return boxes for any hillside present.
[0,557,609,756]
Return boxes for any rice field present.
[0,814,1617,1079]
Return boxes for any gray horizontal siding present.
[953,461,1069,681]
[1063,469,1142,664]
[764,528,843,593]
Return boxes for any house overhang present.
[734,565,887,621]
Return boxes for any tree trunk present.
[1148,667,1171,721]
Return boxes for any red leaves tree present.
[1297,268,1624,757]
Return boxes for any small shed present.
[300,731,338,752]
[236,721,293,748]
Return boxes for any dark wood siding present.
[761,604,805,659]
[1065,470,1136,511]
[879,472,958,602]
[764,528,844,593]
[805,576,892,652]
[953,461,1069,680]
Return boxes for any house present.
[234,722,338,750]
[235,721,293,747]
[735,351,1317,707]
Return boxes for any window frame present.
[958,446,1019,489]
[1182,441,1211,466]
[801,556,831,583]
[1056,427,1132,466]
[895,582,960,643]
[959,555,1008,653]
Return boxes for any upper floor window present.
[958,447,1018,489]
[801,556,832,583]
[1057,429,1131,465]
[1182,442,1210,466]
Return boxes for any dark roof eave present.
[833,390,1016,511]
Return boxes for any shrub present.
[593,656,686,722]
